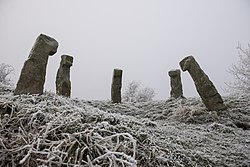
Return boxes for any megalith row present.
[14,34,226,110]
[168,55,226,111]
[14,34,73,97]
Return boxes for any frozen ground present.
[0,84,249,167]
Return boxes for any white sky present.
[0,0,249,100]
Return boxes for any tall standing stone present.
[168,69,183,98]
[111,69,123,103]
[56,55,73,97]
[14,34,59,95]
[179,56,226,111]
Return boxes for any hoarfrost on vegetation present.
[0,85,250,166]
[228,43,250,93]
[122,81,156,102]
[0,63,14,86]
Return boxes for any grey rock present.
[168,69,183,98]
[14,34,59,95]
[56,55,73,97]
[179,56,226,111]
[111,69,123,103]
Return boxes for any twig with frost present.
[19,145,32,164]
[103,132,137,158]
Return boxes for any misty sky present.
[0,0,249,100]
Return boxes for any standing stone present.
[111,69,123,103]
[14,34,59,95]
[179,56,226,111]
[168,69,183,98]
[56,55,73,97]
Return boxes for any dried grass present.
[0,85,250,167]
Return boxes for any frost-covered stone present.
[56,55,73,97]
[179,56,226,111]
[168,69,183,98]
[111,69,123,103]
[14,34,59,95]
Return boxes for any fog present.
[0,0,249,100]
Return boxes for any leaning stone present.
[111,69,123,103]
[179,56,226,111]
[56,55,73,97]
[168,69,184,98]
[14,34,59,95]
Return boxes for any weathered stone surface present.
[14,34,59,95]
[56,55,73,97]
[168,69,183,98]
[111,69,123,103]
[179,56,226,111]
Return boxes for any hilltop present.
[0,84,250,167]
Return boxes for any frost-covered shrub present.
[0,63,14,94]
[0,63,14,85]
[0,82,13,94]
[123,81,156,102]
[228,43,250,93]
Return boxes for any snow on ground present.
[0,84,249,166]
